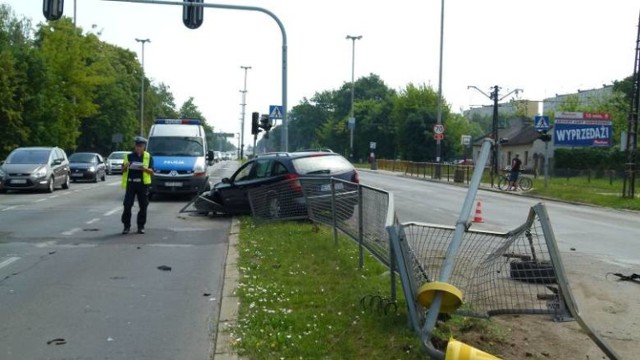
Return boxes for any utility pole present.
[435,0,445,178]
[346,35,362,161]
[135,38,151,136]
[468,85,522,187]
[239,65,251,160]
[623,11,639,199]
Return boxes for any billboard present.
[553,112,612,147]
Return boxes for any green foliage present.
[0,5,186,158]
[231,218,423,359]
[554,147,629,171]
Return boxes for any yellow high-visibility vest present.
[121,151,152,188]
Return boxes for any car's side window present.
[253,160,272,179]
[233,162,254,182]
[271,161,288,176]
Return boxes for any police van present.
[146,119,214,198]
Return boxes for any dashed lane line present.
[61,228,82,236]
[1,206,19,212]
[0,257,20,270]
[86,218,100,225]
[104,207,120,216]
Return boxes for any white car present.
[106,151,129,175]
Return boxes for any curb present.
[213,217,241,360]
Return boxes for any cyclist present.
[508,154,522,191]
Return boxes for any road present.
[359,169,640,358]
[0,162,237,360]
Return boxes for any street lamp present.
[346,35,362,161]
[135,38,151,136]
[239,65,251,160]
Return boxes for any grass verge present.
[228,217,508,359]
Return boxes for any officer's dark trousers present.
[122,181,149,229]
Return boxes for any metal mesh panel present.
[399,205,569,319]
[302,178,392,266]
[248,178,309,223]
[359,184,391,265]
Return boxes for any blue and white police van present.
[146,119,214,199]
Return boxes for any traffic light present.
[259,114,273,139]
[539,131,552,142]
[43,0,64,21]
[183,0,204,29]
[251,112,260,135]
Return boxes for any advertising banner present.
[553,112,612,147]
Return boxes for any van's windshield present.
[147,136,204,156]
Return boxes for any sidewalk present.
[213,218,241,360]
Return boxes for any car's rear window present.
[292,155,353,175]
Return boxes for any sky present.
[4,0,640,148]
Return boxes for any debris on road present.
[608,272,640,284]
[157,265,172,271]
[46,338,66,345]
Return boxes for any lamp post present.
[236,132,241,160]
[467,85,522,187]
[239,65,251,160]
[135,38,151,136]
[346,35,362,161]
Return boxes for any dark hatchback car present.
[69,152,106,182]
[195,152,359,215]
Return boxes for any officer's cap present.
[134,136,147,145]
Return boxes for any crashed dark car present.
[194,151,359,216]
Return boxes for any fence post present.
[358,185,364,269]
[331,179,338,245]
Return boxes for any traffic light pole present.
[102,0,289,152]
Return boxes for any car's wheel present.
[267,195,282,219]
[46,176,55,193]
[101,172,106,181]
[93,174,99,183]
[62,174,70,189]
[0,188,7,194]
[519,177,533,191]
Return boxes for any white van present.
[146,119,214,198]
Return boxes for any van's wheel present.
[47,177,55,193]
[62,174,70,189]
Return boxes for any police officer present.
[121,136,154,234]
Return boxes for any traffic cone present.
[473,200,484,223]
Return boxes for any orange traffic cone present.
[473,200,484,223]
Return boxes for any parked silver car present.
[106,151,129,175]
[0,147,71,193]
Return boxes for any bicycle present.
[497,170,533,191]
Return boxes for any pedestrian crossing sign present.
[269,105,283,119]
[534,115,550,131]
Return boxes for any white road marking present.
[35,198,47,203]
[86,218,100,224]
[62,228,82,236]
[0,257,20,270]
[104,207,120,216]
[60,192,72,196]
[36,241,57,248]
[1,206,18,212]
[48,195,59,199]
[107,181,121,187]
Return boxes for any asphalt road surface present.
[0,162,237,360]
